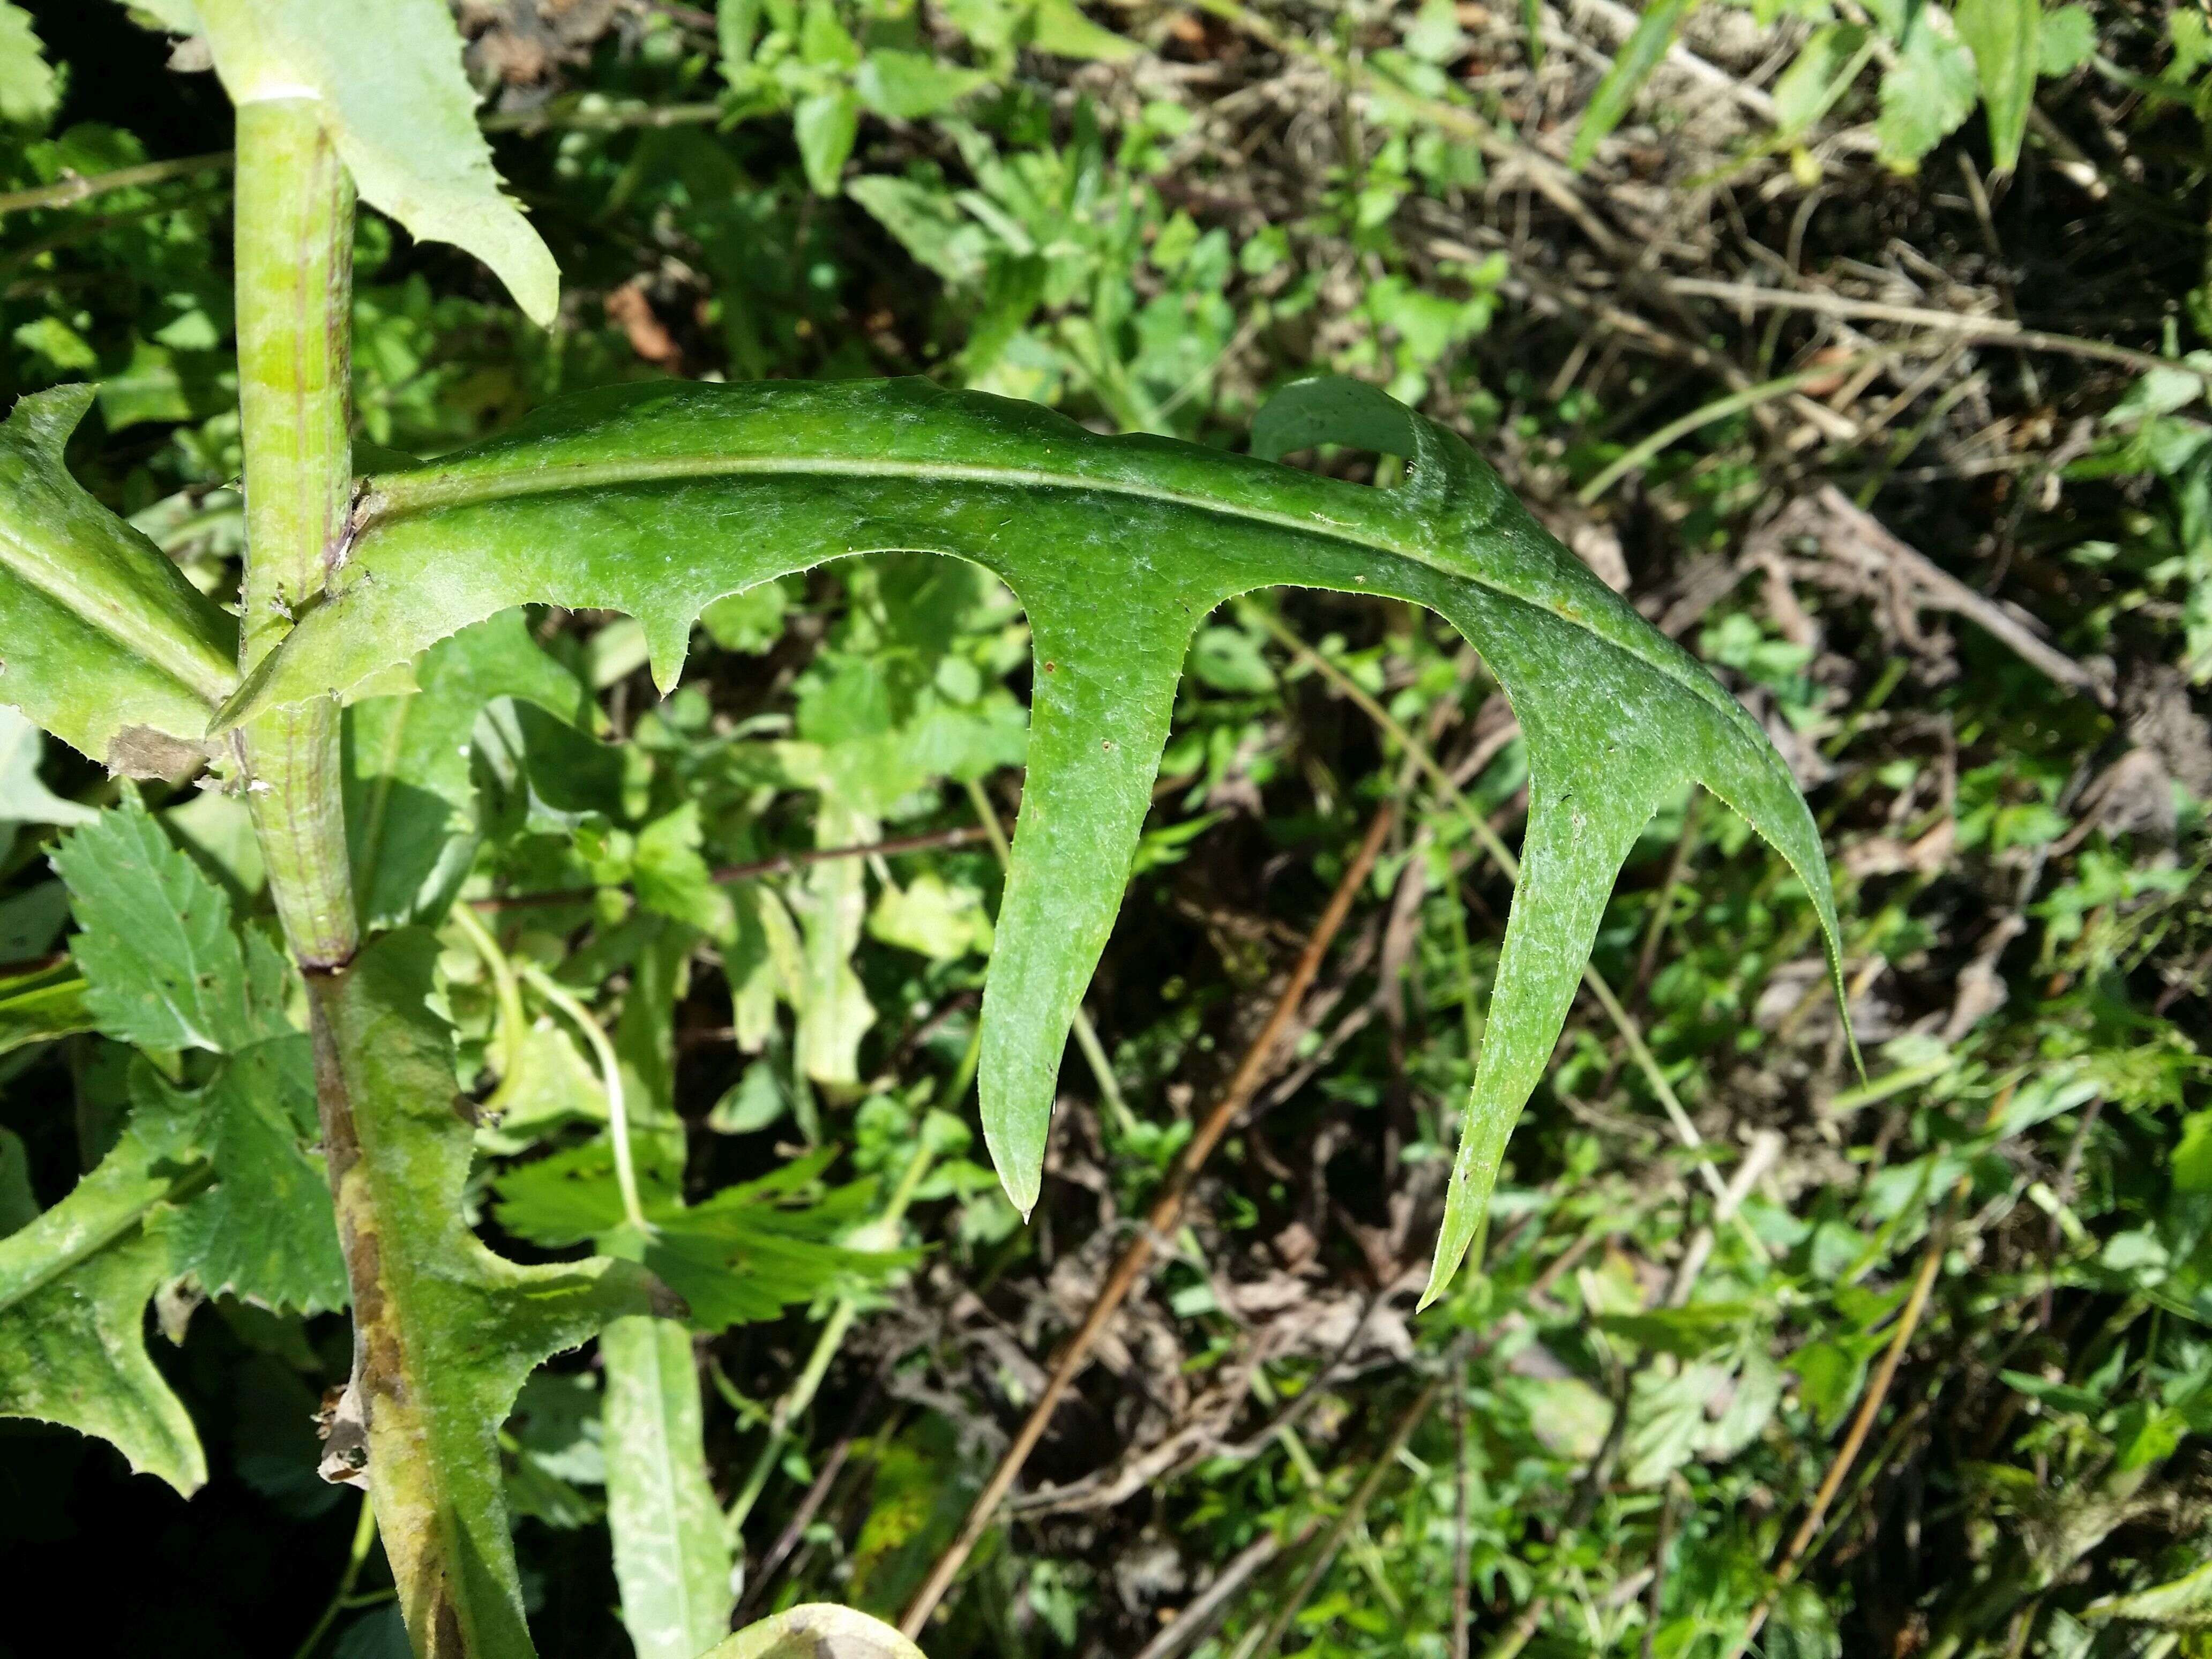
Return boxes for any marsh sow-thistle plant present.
[0,3,1844,1656]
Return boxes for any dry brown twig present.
[1751,485,2113,706]
[897,799,1402,1637]
[0,151,236,217]
[1246,1358,1464,1659]
[1005,1277,1408,1517]
[1668,276,2212,387]
[1724,1194,1955,1658]
[1133,1525,1315,1659]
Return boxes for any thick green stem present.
[230,96,442,1647]
[231,105,662,1659]
[233,98,357,969]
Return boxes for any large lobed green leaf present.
[140,1036,350,1314]
[0,799,353,1494]
[0,1087,209,1494]
[0,385,237,764]
[225,375,1846,1301]
[49,798,293,1053]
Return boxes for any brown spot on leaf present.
[103,725,209,782]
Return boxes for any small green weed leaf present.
[2110,1400,2187,1473]
[1955,0,2041,173]
[870,871,993,960]
[1700,1349,1784,1460]
[1621,1361,1723,1488]
[629,1195,891,1330]
[1251,372,1425,464]
[497,1139,891,1332]
[478,1020,611,1154]
[717,0,762,74]
[1512,1373,1613,1461]
[2084,1554,2212,1626]
[2173,1108,2212,1194]
[798,0,861,70]
[0,1084,210,1493]
[791,803,876,1086]
[1569,0,1697,171]
[1404,0,1471,65]
[634,802,738,944]
[0,3,56,127]
[474,697,627,836]
[181,0,560,325]
[848,176,991,286]
[225,376,1842,1298]
[1998,1368,2107,1418]
[14,317,96,374]
[507,1370,604,1489]
[347,609,593,928]
[145,1036,349,1314]
[855,49,990,121]
[311,929,667,1659]
[700,581,793,653]
[616,922,696,1153]
[97,337,199,433]
[1772,25,1873,141]
[1597,1302,1756,1358]
[0,878,69,966]
[709,1605,924,1659]
[1026,0,1139,61]
[1876,6,1980,170]
[794,88,860,195]
[601,1316,736,1659]
[0,385,237,764]
[2039,4,2095,76]
[1188,625,1277,695]
[709,1057,789,1133]
[728,885,806,1055]
[51,797,294,1054]
[1794,1334,1877,1432]
[496,1137,685,1250]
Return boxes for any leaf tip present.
[645,615,692,699]
[1419,1228,1473,1313]
[507,231,561,331]
[7,380,97,453]
[144,1454,210,1499]
[981,1107,1043,1222]
[205,661,268,737]
[995,1160,1040,1224]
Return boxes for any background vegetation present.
[1,2,2208,1656]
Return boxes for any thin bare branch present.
[897,800,1401,1638]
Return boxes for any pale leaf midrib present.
[0,518,234,710]
[361,451,1743,725]
[0,1163,212,1312]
